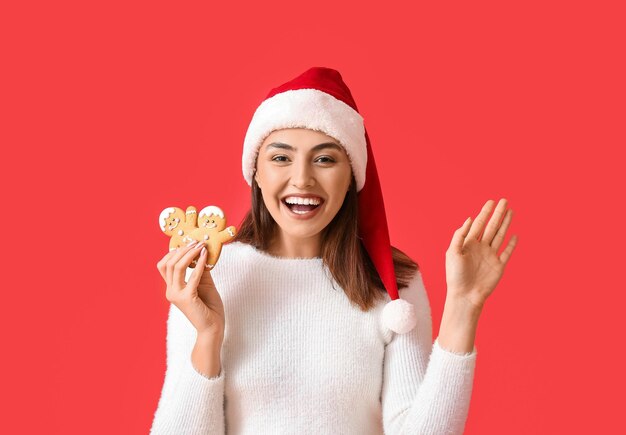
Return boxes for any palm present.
[445,199,518,309]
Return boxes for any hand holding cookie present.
[156,241,225,337]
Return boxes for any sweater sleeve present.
[381,270,477,435]
[150,302,226,435]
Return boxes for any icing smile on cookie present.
[281,194,324,217]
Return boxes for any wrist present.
[192,332,223,379]
[196,328,224,348]
[445,293,485,316]
[438,296,482,354]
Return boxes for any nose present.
[291,158,315,188]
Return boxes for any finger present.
[172,242,206,289]
[482,198,508,245]
[466,199,496,241]
[156,249,180,281]
[165,241,201,288]
[499,234,519,265]
[491,209,513,252]
[187,245,209,290]
[449,216,473,254]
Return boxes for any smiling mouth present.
[282,199,322,214]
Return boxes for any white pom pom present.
[382,299,418,334]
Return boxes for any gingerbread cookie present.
[159,205,237,269]
[159,206,198,250]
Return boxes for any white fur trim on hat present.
[242,88,368,192]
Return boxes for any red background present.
[2,1,624,433]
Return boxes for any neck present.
[267,231,322,258]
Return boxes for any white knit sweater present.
[150,241,477,434]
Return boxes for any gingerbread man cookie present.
[159,205,237,269]
[188,206,237,269]
[159,206,198,251]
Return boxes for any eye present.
[271,155,289,162]
[316,156,336,163]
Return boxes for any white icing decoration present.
[186,210,197,214]
[178,229,184,236]
[159,207,176,231]
[204,234,209,240]
[199,205,224,220]
[227,228,235,237]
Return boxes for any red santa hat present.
[241,66,417,334]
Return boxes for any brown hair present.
[233,174,420,312]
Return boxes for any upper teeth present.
[284,196,321,205]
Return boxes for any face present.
[200,215,225,230]
[254,128,353,244]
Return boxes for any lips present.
[281,198,324,219]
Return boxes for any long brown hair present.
[233,173,420,312]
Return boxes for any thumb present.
[186,245,208,289]
[449,217,472,255]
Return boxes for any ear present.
[254,171,261,189]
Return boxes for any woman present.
[151,67,518,434]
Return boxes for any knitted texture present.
[150,241,477,434]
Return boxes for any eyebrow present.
[265,142,343,153]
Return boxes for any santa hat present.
[241,66,417,334]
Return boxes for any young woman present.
[151,67,518,434]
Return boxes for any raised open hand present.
[445,198,518,310]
